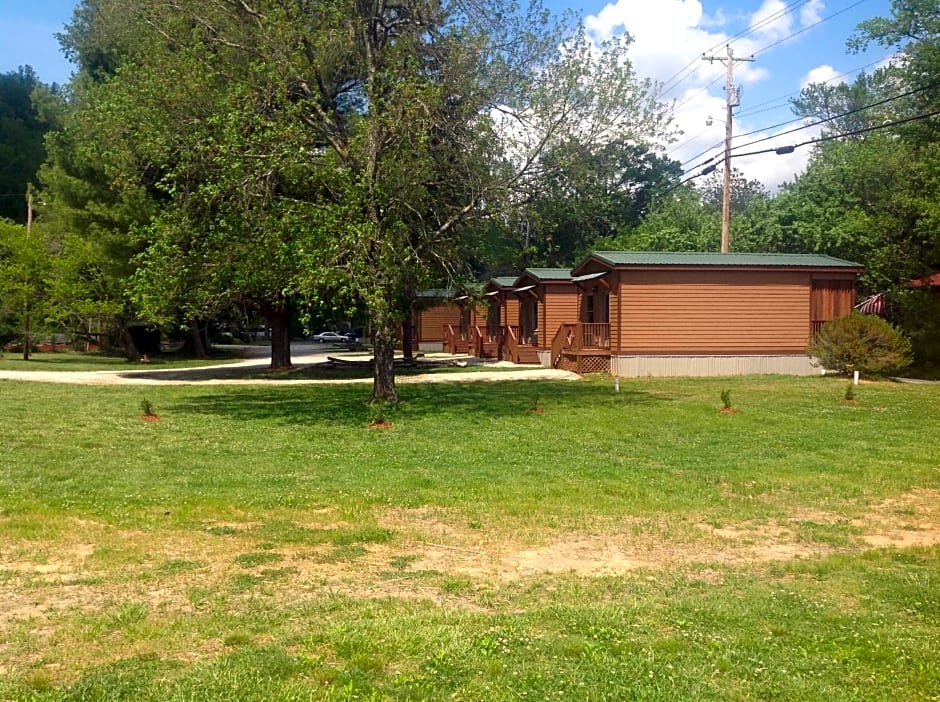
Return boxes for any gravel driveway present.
[0,344,580,386]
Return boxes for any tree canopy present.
[0,67,57,223]
[53,0,671,400]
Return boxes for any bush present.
[892,288,940,367]
[808,313,912,376]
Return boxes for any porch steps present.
[515,347,541,364]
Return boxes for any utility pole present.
[23,187,32,361]
[703,45,753,253]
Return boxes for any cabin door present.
[460,303,471,340]
[520,296,538,345]
[487,299,501,339]
[583,288,609,323]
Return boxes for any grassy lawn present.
[0,374,938,700]
[0,349,243,372]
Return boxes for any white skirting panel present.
[418,342,445,352]
[537,350,551,367]
[611,354,822,377]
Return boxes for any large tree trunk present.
[264,300,292,370]
[121,327,141,362]
[189,320,207,359]
[371,316,399,404]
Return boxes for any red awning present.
[906,272,940,288]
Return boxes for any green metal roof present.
[520,268,572,282]
[589,251,863,269]
[489,276,517,287]
[416,288,455,298]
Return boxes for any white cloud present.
[801,64,840,89]
[585,0,705,43]
[749,0,792,42]
[729,119,821,191]
[582,0,828,192]
[800,0,825,27]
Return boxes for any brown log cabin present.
[501,268,578,365]
[411,289,461,352]
[556,251,862,376]
[478,277,519,359]
[410,288,487,354]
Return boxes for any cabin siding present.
[614,270,812,354]
[418,303,461,343]
[810,277,856,321]
[503,296,520,327]
[539,284,580,349]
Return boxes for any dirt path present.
[0,344,580,386]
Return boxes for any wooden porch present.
[551,322,611,374]
[499,325,540,364]
[443,324,472,355]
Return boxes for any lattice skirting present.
[559,354,611,374]
[579,355,611,374]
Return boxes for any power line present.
[737,106,940,159]
[660,0,864,108]
[670,9,890,166]
[656,107,930,201]
[736,54,895,119]
[669,106,940,198]
[728,77,940,156]
[753,0,867,57]
[677,73,940,176]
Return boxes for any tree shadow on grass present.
[169,379,669,427]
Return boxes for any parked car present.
[311,331,352,344]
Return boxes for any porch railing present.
[550,322,611,368]
[443,324,459,354]
[551,323,577,368]
[469,325,496,357]
[580,322,610,349]
[502,325,520,363]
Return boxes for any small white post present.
[853,370,860,385]
[614,378,620,393]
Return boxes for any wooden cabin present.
[554,251,862,376]
[411,289,461,352]
[476,277,519,359]
[410,287,492,354]
[501,268,578,365]
[443,289,486,355]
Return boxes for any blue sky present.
[0,0,896,188]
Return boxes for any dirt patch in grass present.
[380,489,940,580]
[3,490,939,638]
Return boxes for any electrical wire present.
[670,62,930,170]
[728,77,940,155]
[663,1,881,163]
[669,105,940,197]
[736,54,895,119]
[753,0,867,57]
[735,106,940,160]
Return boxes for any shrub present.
[720,389,732,409]
[892,288,940,367]
[808,313,912,376]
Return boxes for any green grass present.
[0,349,242,372]
[1,374,939,700]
